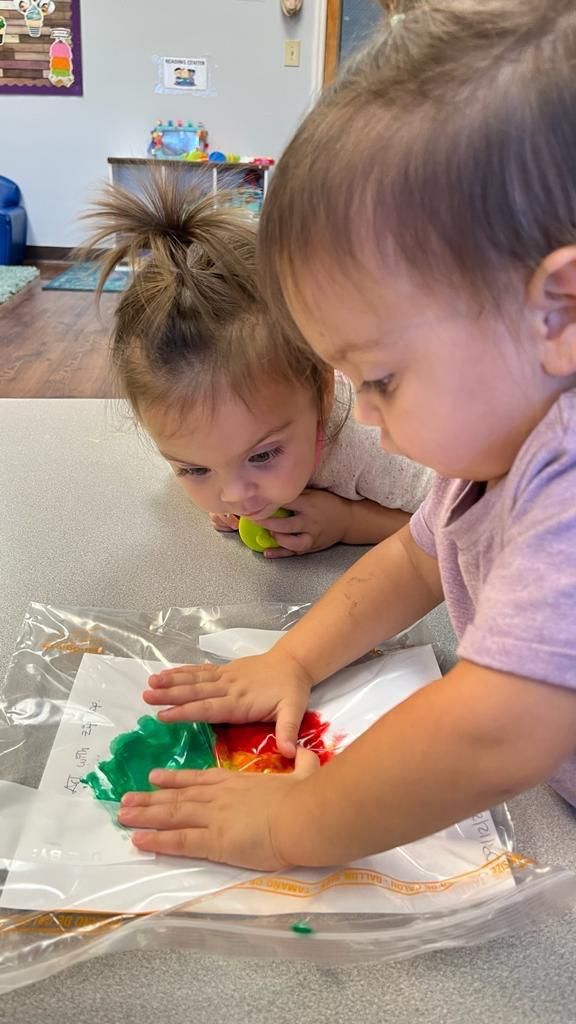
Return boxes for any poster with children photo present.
[158,56,209,94]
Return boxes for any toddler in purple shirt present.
[117,1,576,871]
[411,392,576,805]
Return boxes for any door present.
[324,0,386,82]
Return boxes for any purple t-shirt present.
[410,390,576,806]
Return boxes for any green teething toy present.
[238,508,291,553]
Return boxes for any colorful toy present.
[238,508,291,553]
[147,120,208,160]
[198,126,209,154]
[148,127,164,156]
[208,150,226,163]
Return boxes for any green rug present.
[0,265,40,304]
[43,262,129,293]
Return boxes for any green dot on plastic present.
[82,715,218,803]
[238,508,291,553]
[291,920,315,935]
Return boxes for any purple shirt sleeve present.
[459,450,576,689]
[410,479,442,558]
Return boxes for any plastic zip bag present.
[0,602,575,995]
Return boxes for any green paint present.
[290,920,315,936]
[238,509,291,553]
[82,715,218,802]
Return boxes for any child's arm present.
[144,525,444,752]
[344,496,411,544]
[269,522,442,677]
[262,490,410,558]
[122,661,576,868]
[275,663,576,865]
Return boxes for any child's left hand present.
[118,745,319,870]
[258,489,351,557]
[209,512,240,532]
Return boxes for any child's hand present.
[257,489,351,558]
[209,512,239,532]
[144,651,313,757]
[119,745,319,869]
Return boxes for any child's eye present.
[176,466,209,478]
[361,374,395,395]
[248,446,284,466]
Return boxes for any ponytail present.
[81,169,332,424]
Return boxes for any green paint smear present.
[82,715,218,802]
[291,920,315,935]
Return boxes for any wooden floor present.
[0,264,117,398]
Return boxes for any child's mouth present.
[237,505,270,520]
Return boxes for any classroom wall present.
[0,0,325,246]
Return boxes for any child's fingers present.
[264,547,296,559]
[282,492,311,513]
[156,695,240,724]
[275,694,309,758]
[119,801,210,830]
[293,745,320,778]
[148,665,221,687]
[132,828,210,859]
[272,532,314,554]
[143,681,229,706]
[149,768,228,788]
[209,512,239,532]
[122,770,226,803]
[257,514,304,535]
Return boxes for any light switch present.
[284,39,301,67]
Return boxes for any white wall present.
[0,0,324,246]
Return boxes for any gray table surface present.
[0,399,575,1024]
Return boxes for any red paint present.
[214,711,337,773]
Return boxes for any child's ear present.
[528,246,576,377]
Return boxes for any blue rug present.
[43,262,130,293]
[0,265,40,303]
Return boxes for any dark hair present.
[259,0,576,313]
[80,170,331,424]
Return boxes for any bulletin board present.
[0,0,82,95]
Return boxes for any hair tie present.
[186,241,204,268]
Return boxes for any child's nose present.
[219,475,255,504]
